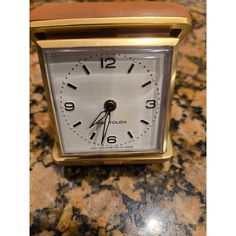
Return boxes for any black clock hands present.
[101,111,111,144]
[89,100,117,144]
[89,110,107,128]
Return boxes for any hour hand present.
[89,100,117,129]
[89,110,107,128]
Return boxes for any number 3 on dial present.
[146,100,156,109]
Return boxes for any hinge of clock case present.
[31,26,184,43]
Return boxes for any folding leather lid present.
[30,2,191,22]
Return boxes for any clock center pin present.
[104,100,117,112]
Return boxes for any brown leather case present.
[30,2,191,22]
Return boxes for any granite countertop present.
[30,0,206,235]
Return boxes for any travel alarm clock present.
[30,2,191,165]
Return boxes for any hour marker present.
[142,81,152,88]
[90,132,96,140]
[82,65,90,75]
[73,121,81,127]
[127,63,135,73]
[127,131,133,139]
[140,119,149,125]
[67,83,77,90]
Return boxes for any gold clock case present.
[30,11,191,165]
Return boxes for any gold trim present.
[52,135,173,165]
[36,48,64,153]
[30,16,191,29]
[30,16,191,42]
[37,37,179,48]
[34,37,181,165]
[163,45,179,151]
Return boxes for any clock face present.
[43,47,172,156]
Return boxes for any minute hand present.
[101,111,111,145]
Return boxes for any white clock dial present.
[44,48,172,155]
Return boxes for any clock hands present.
[89,110,107,128]
[101,111,111,144]
[89,100,117,144]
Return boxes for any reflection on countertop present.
[30,0,206,235]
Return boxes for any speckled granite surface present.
[30,0,206,235]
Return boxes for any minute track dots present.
[59,54,161,149]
